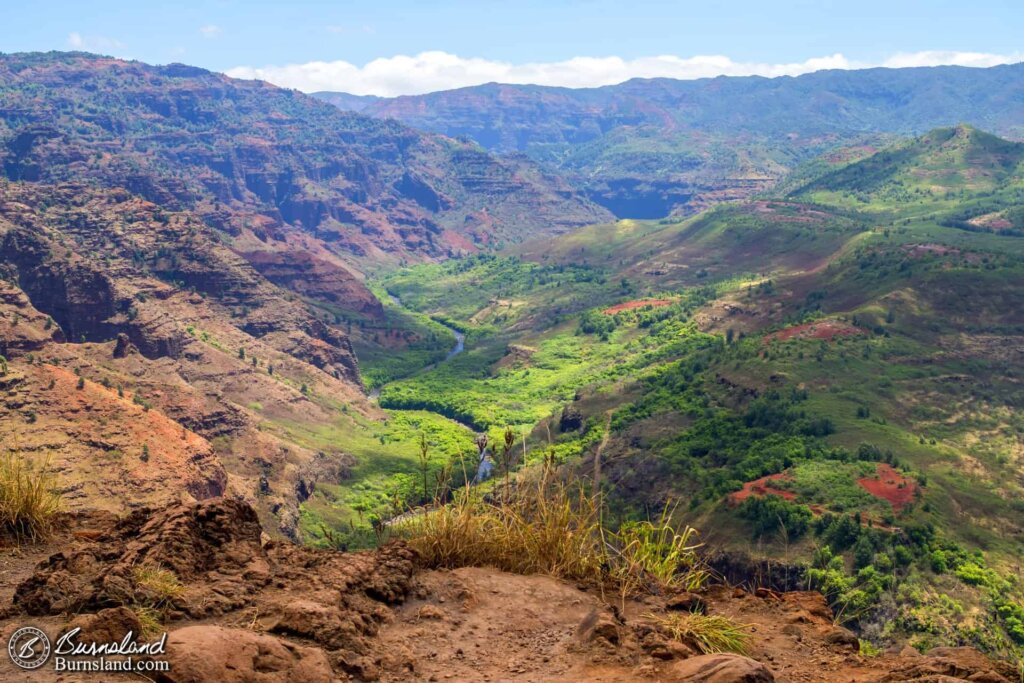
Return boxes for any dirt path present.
[593,410,613,494]
[375,566,642,682]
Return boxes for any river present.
[367,293,466,401]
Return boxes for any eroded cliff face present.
[0,52,611,264]
[0,180,373,536]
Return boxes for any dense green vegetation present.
[296,126,1024,659]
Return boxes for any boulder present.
[668,653,775,682]
[824,626,859,650]
[156,625,334,683]
[112,332,136,358]
[666,592,707,614]
[64,606,143,645]
[576,608,621,645]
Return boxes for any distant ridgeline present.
[316,63,1024,218]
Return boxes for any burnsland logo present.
[7,625,170,674]
[8,626,51,670]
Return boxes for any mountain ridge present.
[315,62,1024,218]
[0,51,611,268]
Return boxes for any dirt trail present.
[376,567,638,682]
[593,410,613,494]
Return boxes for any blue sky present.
[2,0,1022,95]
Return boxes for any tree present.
[417,433,430,504]
[498,426,517,500]
[737,495,811,540]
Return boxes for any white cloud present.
[881,50,1021,69]
[225,50,1024,97]
[199,24,222,39]
[67,32,126,52]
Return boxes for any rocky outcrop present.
[159,626,335,683]
[64,606,144,645]
[9,498,418,676]
[879,646,1017,682]
[1,226,124,344]
[668,654,775,682]
[14,498,266,616]
[0,279,64,355]
[1,503,1017,683]
[111,332,136,358]
[260,324,362,387]
[243,248,383,317]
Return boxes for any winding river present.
[367,293,466,401]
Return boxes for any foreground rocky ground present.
[0,498,1017,682]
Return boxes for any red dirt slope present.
[858,463,918,511]
[729,473,796,504]
[765,320,863,343]
[603,299,672,315]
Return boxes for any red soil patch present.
[748,201,830,223]
[858,463,917,511]
[602,299,672,315]
[903,243,961,258]
[823,145,879,163]
[729,473,796,504]
[967,212,1014,230]
[764,320,863,343]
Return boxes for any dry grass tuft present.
[0,451,61,543]
[133,565,185,605]
[400,463,707,600]
[647,611,753,655]
[402,469,604,583]
[133,606,165,638]
[611,509,707,599]
[130,565,186,635]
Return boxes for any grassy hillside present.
[792,125,1024,234]
[308,127,1024,657]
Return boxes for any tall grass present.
[131,564,186,634]
[647,612,753,655]
[399,461,707,600]
[0,451,61,543]
[612,510,708,599]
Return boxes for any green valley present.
[296,126,1024,658]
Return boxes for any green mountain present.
[348,127,1024,656]
[795,124,1024,198]
[316,64,1024,218]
